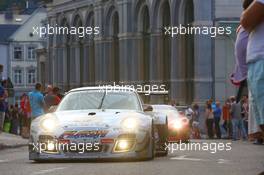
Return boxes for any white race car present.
[29,87,168,161]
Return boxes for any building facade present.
[8,7,47,103]
[45,0,243,104]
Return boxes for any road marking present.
[0,159,9,163]
[217,159,230,164]
[171,155,207,162]
[30,167,67,175]
[171,155,231,164]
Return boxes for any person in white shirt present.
[241,0,264,133]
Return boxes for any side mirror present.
[143,105,153,112]
[48,105,58,113]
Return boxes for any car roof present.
[69,86,137,93]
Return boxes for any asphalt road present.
[0,140,263,175]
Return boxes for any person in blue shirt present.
[29,83,45,120]
[213,101,222,139]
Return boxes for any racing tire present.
[32,159,47,163]
[157,118,169,157]
[146,121,155,160]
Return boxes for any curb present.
[0,143,28,150]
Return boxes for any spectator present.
[230,0,254,102]
[213,101,222,139]
[44,86,61,111]
[230,1,252,103]
[232,0,262,144]
[241,0,264,134]
[20,94,31,138]
[230,97,247,140]
[45,85,53,96]
[29,83,45,120]
[0,82,7,133]
[10,104,20,135]
[169,99,176,107]
[52,87,61,102]
[192,104,201,139]
[222,99,232,138]
[241,95,249,134]
[20,94,31,127]
[205,103,214,139]
[3,106,11,133]
[248,91,263,145]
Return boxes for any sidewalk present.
[0,132,28,150]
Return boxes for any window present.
[14,46,23,60]
[27,69,36,84]
[28,46,36,60]
[14,69,22,85]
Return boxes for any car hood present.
[41,110,150,129]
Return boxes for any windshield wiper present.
[98,91,106,109]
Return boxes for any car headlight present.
[47,141,56,151]
[40,118,56,132]
[122,118,137,130]
[172,120,182,130]
[114,139,135,152]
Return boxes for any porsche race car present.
[151,105,190,142]
[29,87,168,161]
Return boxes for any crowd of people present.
[187,96,251,141]
[0,83,62,137]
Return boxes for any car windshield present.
[57,90,141,111]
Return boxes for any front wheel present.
[156,119,169,157]
[146,121,155,160]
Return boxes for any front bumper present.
[29,132,151,160]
